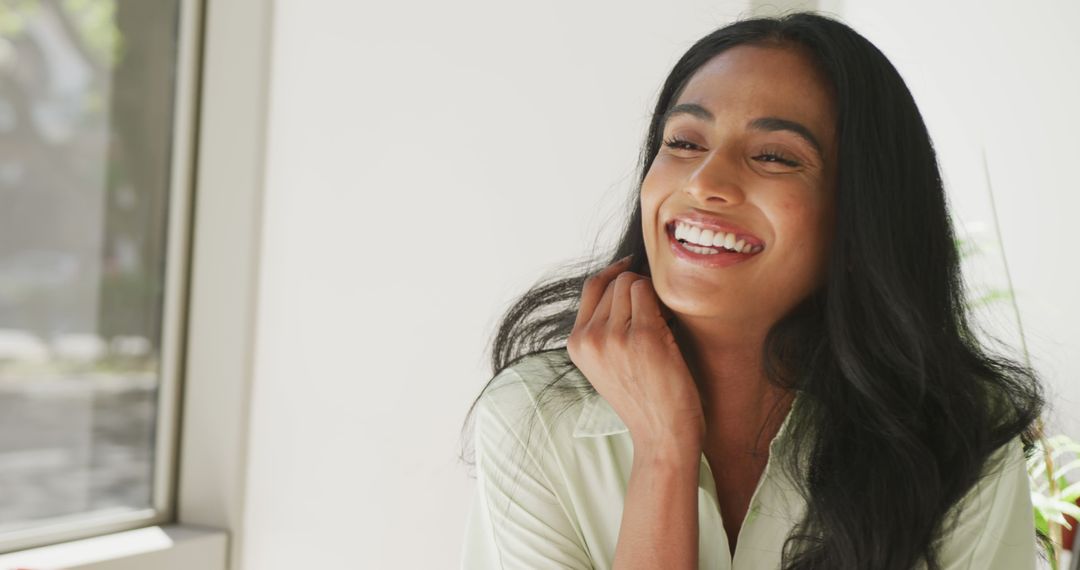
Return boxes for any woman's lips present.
[666,223,762,268]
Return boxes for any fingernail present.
[619,254,633,262]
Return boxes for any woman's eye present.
[662,136,701,151]
[754,151,800,168]
[662,137,802,169]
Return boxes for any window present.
[0,0,196,553]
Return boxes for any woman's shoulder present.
[942,434,1029,514]
[464,351,600,569]
[474,348,591,452]
[931,433,1036,568]
[481,349,586,409]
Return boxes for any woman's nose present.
[683,148,745,206]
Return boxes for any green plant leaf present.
[969,288,1014,309]
[1034,506,1049,534]
[1054,459,1080,481]
[1060,479,1080,503]
[1032,493,1057,511]
[1055,498,1080,519]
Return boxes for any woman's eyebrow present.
[662,102,825,160]
[748,117,824,160]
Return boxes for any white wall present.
[237,1,1079,568]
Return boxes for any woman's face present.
[641,43,838,333]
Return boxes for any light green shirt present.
[461,351,1037,569]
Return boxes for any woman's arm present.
[612,434,703,570]
[567,258,708,569]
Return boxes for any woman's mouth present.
[666,222,764,268]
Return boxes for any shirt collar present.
[572,391,630,437]
[572,388,804,450]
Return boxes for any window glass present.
[0,0,183,541]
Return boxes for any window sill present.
[0,525,227,570]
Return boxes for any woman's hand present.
[567,255,706,451]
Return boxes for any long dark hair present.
[459,10,1048,570]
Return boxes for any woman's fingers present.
[607,271,642,330]
[588,272,619,329]
[574,255,632,330]
[629,278,664,326]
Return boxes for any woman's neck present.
[672,317,794,455]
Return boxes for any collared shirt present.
[461,350,1037,569]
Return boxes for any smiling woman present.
[459,10,1047,570]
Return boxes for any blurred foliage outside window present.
[0,0,181,545]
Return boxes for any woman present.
[459,11,1048,570]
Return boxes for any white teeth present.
[687,226,702,243]
[684,243,719,254]
[674,221,761,253]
